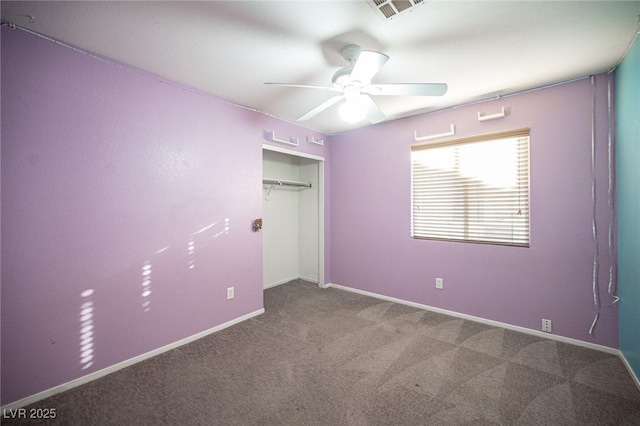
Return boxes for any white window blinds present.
[411,128,530,247]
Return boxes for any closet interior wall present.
[262,150,319,288]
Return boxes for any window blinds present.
[411,128,530,247]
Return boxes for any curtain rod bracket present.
[478,106,506,122]
[414,124,455,141]
[307,136,324,145]
[265,130,299,146]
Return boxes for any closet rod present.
[263,178,312,188]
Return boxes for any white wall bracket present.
[307,135,324,145]
[265,130,299,146]
[414,123,455,141]
[478,106,506,122]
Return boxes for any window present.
[411,128,530,247]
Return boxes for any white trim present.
[1,308,265,411]
[620,351,640,392]
[263,276,299,289]
[262,143,325,162]
[299,275,319,284]
[317,160,325,288]
[261,145,326,289]
[325,283,618,355]
[263,276,319,290]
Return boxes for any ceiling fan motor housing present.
[340,44,363,63]
[332,44,365,90]
[332,67,355,89]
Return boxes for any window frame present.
[410,128,531,248]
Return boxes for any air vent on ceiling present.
[368,0,425,20]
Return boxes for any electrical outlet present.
[542,318,552,333]
[435,278,443,290]
[227,287,234,300]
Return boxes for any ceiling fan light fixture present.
[339,95,368,123]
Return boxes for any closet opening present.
[262,145,324,289]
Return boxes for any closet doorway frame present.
[262,144,325,288]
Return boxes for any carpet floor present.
[4,280,640,425]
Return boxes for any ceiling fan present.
[264,44,448,124]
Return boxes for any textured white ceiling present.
[2,1,639,134]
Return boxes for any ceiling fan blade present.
[350,51,389,83]
[363,83,448,96]
[360,95,386,124]
[297,95,344,121]
[264,82,342,93]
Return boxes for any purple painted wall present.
[0,23,616,406]
[329,75,618,348]
[0,27,328,406]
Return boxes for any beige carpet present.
[4,280,640,425]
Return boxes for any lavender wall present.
[0,22,616,407]
[329,75,618,348]
[0,27,328,406]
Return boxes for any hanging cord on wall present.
[589,75,601,336]
[606,73,620,306]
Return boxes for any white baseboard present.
[2,308,265,411]
[264,276,318,290]
[263,276,299,289]
[299,275,319,284]
[7,284,634,410]
[325,283,618,355]
[620,350,640,392]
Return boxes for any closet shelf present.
[263,178,312,188]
